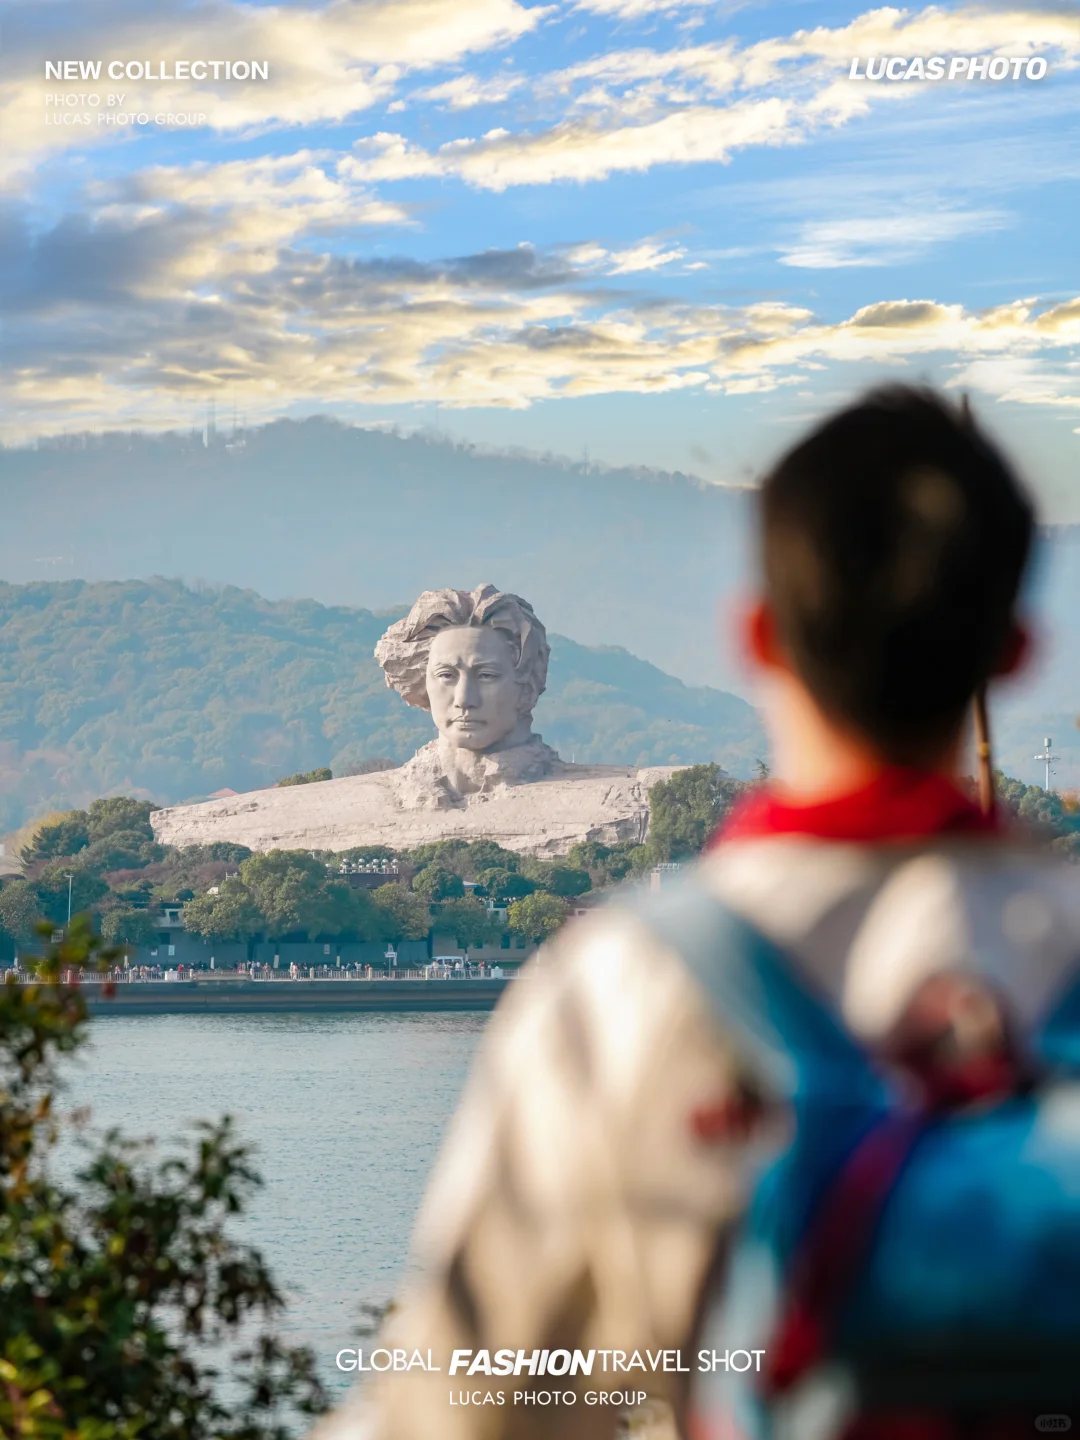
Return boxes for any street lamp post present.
[64,872,74,926]
[384,945,397,976]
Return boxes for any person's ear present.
[993,619,1032,679]
[740,597,791,673]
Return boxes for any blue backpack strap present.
[628,878,890,1261]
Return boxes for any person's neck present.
[762,672,962,807]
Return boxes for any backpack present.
[633,880,1080,1439]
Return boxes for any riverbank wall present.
[82,978,510,1015]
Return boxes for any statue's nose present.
[455,672,481,708]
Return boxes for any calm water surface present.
[63,1011,486,1387]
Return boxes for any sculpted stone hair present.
[374,583,550,714]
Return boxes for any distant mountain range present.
[0,578,766,832]
[0,419,1074,795]
[0,419,751,695]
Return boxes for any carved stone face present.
[425,625,524,752]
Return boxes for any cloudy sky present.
[3,0,1079,511]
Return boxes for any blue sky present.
[3,0,1079,513]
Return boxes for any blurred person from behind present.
[312,388,1080,1440]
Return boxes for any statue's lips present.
[450,719,486,730]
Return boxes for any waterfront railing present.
[8,965,512,985]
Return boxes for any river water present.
[61,1011,486,1392]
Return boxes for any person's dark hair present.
[760,385,1034,764]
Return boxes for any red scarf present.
[716,767,997,845]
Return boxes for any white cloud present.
[573,0,729,17]
[779,207,1008,268]
[346,95,796,188]
[3,169,1079,436]
[560,235,689,272]
[605,239,687,272]
[341,5,1080,190]
[416,72,526,108]
[0,0,546,183]
[5,0,1077,199]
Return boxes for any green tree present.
[474,867,535,903]
[406,839,521,880]
[328,887,392,943]
[565,841,611,873]
[437,896,503,954]
[542,865,591,899]
[513,859,591,898]
[645,764,744,862]
[180,879,264,944]
[599,841,645,882]
[370,884,430,944]
[31,865,109,927]
[99,906,158,949]
[86,796,158,842]
[275,768,333,787]
[238,852,341,938]
[193,842,254,864]
[411,865,465,903]
[78,829,165,875]
[21,810,91,863]
[507,891,571,943]
[565,840,640,886]
[0,881,41,945]
[334,845,398,867]
[0,917,328,1437]
[996,773,1079,839]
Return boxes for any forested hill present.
[0,578,765,832]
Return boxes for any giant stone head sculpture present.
[374,584,550,754]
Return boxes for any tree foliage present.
[436,896,504,951]
[520,860,591,899]
[22,799,158,865]
[0,918,329,1437]
[473,868,535,903]
[407,839,521,881]
[20,812,90,863]
[644,764,745,862]
[181,880,264,944]
[275,769,332,787]
[991,772,1080,861]
[99,906,158,949]
[411,866,465,904]
[369,884,429,944]
[0,882,40,945]
[32,866,109,926]
[238,853,379,940]
[564,840,644,886]
[507,891,571,942]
